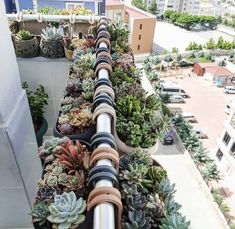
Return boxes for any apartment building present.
[144,0,200,15]
[106,0,156,55]
[215,106,235,201]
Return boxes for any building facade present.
[215,109,235,202]
[106,0,156,55]
[144,0,200,15]
[5,0,105,15]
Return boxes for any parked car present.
[194,128,207,139]
[169,95,184,103]
[181,112,197,123]
[224,104,231,115]
[163,130,174,145]
[224,86,235,94]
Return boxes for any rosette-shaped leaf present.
[47,191,86,229]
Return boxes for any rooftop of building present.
[205,66,233,77]
[197,62,218,68]
[106,0,124,7]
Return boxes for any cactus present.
[47,191,86,229]
[123,210,151,229]
[41,27,64,41]
[31,201,49,225]
[147,166,167,184]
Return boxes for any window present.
[79,32,83,39]
[223,132,231,145]
[230,142,235,153]
[65,3,83,10]
[138,45,140,50]
[140,24,142,30]
[139,35,141,40]
[216,149,223,161]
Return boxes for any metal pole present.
[93,32,116,229]
[6,13,99,22]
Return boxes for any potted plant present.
[31,138,93,229]
[13,30,39,57]
[22,82,49,146]
[40,27,65,58]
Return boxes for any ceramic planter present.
[53,123,96,142]
[35,117,48,147]
[13,36,40,57]
[40,38,65,58]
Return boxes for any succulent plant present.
[125,190,147,212]
[160,213,190,229]
[16,30,33,40]
[41,27,64,41]
[57,140,90,172]
[38,137,69,162]
[145,194,165,227]
[81,78,94,101]
[31,201,49,225]
[120,164,153,193]
[115,53,134,73]
[123,210,151,229]
[37,185,60,203]
[60,104,73,114]
[164,195,182,215]
[147,166,167,184]
[155,179,176,201]
[64,79,82,98]
[59,123,75,135]
[47,191,86,229]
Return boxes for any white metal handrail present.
[6,13,99,24]
[93,20,115,229]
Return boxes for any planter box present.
[40,38,65,58]
[13,36,40,57]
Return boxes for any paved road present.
[153,142,229,229]
[166,76,235,150]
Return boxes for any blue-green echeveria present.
[47,191,86,229]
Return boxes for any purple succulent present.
[59,123,74,135]
[37,186,61,203]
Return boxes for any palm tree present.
[202,162,220,184]
[193,144,213,166]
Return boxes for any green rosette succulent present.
[47,191,86,229]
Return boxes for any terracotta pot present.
[64,46,74,61]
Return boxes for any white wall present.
[17,58,70,135]
[0,2,41,227]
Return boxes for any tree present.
[171,47,179,54]
[202,163,220,183]
[132,0,146,11]
[148,0,158,15]
[205,38,216,49]
[216,36,224,49]
[164,10,175,20]
[193,144,212,166]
